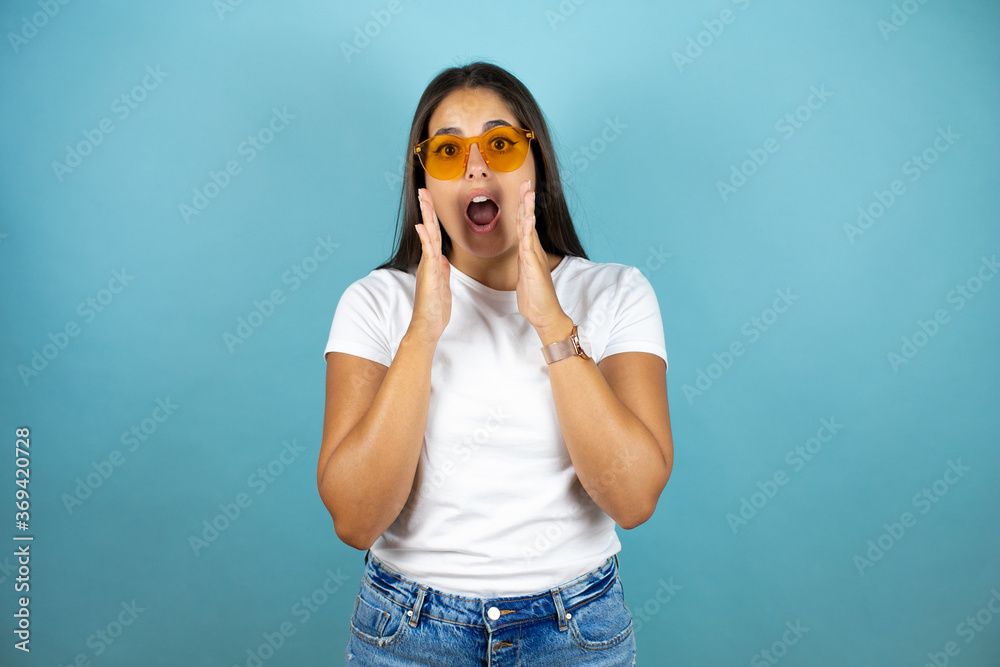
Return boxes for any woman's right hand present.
[408,188,452,346]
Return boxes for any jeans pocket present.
[349,579,409,647]
[567,576,634,651]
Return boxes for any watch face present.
[576,325,592,357]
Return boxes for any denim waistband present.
[361,551,620,633]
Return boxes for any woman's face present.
[422,87,537,264]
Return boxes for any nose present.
[464,141,490,179]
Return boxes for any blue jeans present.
[344,551,636,666]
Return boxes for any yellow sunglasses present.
[414,126,536,180]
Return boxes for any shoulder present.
[334,267,414,317]
[342,266,414,298]
[558,256,650,295]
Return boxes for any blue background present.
[1,0,998,665]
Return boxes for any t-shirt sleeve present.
[601,267,668,371]
[323,276,393,367]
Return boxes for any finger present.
[415,222,430,261]
[417,189,439,260]
[516,195,523,238]
[519,206,538,260]
[431,202,443,258]
[422,188,443,258]
[516,193,524,234]
[521,181,535,239]
[416,193,429,257]
[530,215,545,263]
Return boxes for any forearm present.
[541,318,668,529]
[319,333,435,548]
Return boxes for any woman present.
[318,61,673,666]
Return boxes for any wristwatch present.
[541,323,592,364]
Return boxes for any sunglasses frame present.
[414,126,537,180]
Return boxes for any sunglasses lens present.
[481,127,531,172]
[421,136,467,180]
[418,128,533,179]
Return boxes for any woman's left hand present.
[515,180,570,340]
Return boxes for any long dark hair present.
[374,61,588,273]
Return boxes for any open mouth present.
[465,194,500,228]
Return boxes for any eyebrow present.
[432,119,512,137]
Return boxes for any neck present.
[448,248,562,292]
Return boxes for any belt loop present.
[407,586,427,628]
[551,587,570,632]
[365,550,370,565]
[613,553,619,570]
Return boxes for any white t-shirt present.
[323,254,667,597]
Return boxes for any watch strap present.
[541,324,588,364]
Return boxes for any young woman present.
[318,61,673,666]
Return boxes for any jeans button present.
[487,606,500,621]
